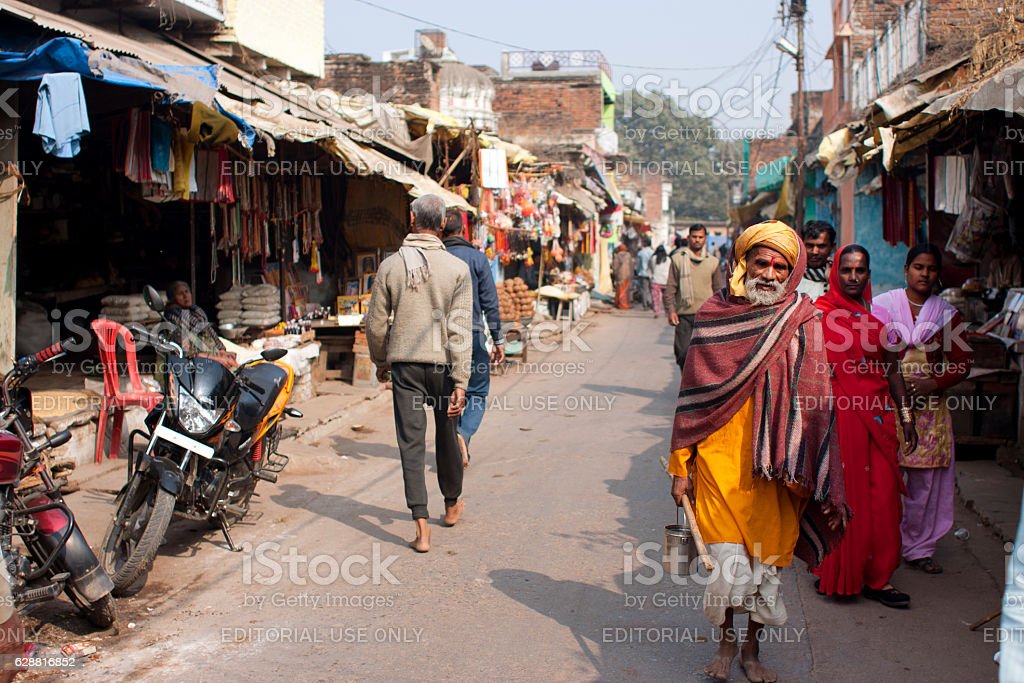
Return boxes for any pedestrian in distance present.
[650,244,670,318]
[635,237,654,311]
[796,220,836,300]
[813,244,918,608]
[668,220,848,682]
[442,208,505,470]
[872,244,973,575]
[611,242,634,310]
[664,224,724,372]
[365,194,473,554]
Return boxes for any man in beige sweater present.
[664,224,725,372]
[365,194,473,553]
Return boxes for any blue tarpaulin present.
[0,37,218,103]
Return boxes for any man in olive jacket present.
[366,194,473,553]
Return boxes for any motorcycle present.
[0,339,117,628]
[101,286,301,595]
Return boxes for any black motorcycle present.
[0,340,117,627]
[101,286,299,595]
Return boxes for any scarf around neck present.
[677,247,709,309]
[400,232,445,290]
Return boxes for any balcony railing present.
[500,50,611,78]
[850,0,925,111]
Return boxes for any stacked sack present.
[100,293,162,324]
[216,288,244,326]
[498,278,535,321]
[216,284,282,328]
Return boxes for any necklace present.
[905,288,927,308]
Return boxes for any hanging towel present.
[33,73,90,158]
[172,129,195,198]
[151,118,172,173]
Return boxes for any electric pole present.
[792,0,807,229]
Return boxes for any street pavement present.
[30,306,1006,681]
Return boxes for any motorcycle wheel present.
[100,473,175,597]
[66,589,117,629]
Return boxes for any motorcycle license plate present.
[153,425,214,459]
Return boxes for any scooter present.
[101,286,300,595]
[0,340,117,627]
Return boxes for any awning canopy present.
[0,36,218,104]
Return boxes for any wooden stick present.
[968,608,1001,631]
[681,496,715,572]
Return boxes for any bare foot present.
[443,500,465,527]
[409,520,430,553]
[739,648,777,683]
[705,640,738,681]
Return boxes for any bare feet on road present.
[740,642,778,683]
[443,499,465,526]
[409,519,430,553]
[705,640,737,681]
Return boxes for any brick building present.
[491,50,617,158]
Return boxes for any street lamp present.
[774,38,799,58]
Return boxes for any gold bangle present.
[899,406,913,423]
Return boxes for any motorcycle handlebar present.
[34,338,73,364]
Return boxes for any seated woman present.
[164,281,234,366]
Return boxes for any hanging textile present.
[123,109,152,184]
[882,173,922,247]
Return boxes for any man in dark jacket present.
[442,209,504,469]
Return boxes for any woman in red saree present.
[813,245,918,607]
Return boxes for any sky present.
[324,0,836,135]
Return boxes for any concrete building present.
[321,31,497,132]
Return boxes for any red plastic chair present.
[90,319,163,463]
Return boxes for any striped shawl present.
[672,285,847,568]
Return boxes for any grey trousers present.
[390,363,463,520]
[674,314,696,371]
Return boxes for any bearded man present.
[668,220,848,683]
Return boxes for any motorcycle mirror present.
[260,348,287,362]
[143,285,165,313]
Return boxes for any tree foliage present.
[615,90,741,222]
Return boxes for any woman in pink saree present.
[872,244,973,575]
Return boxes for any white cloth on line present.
[33,73,90,158]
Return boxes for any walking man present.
[635,237,654,311]
[442,208,504,469]
[668,220,847,682]
[796,220,836,299]
[366,194,473,553]
[664,224,724,371]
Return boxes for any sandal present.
[907,557,943,574]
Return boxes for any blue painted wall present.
[854,162,906,296]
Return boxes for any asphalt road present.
[36,306,1005,682]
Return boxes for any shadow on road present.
[270,482,414,548]
[489,568,637,679]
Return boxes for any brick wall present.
[492,75,603,150]
[320,55,440,108]
[926,0,1003,52]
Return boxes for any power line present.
[347,0,785,75]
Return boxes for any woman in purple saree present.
[872,244,973,575]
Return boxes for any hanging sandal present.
[907,557,943,574]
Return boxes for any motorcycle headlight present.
[177,387,224,436]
